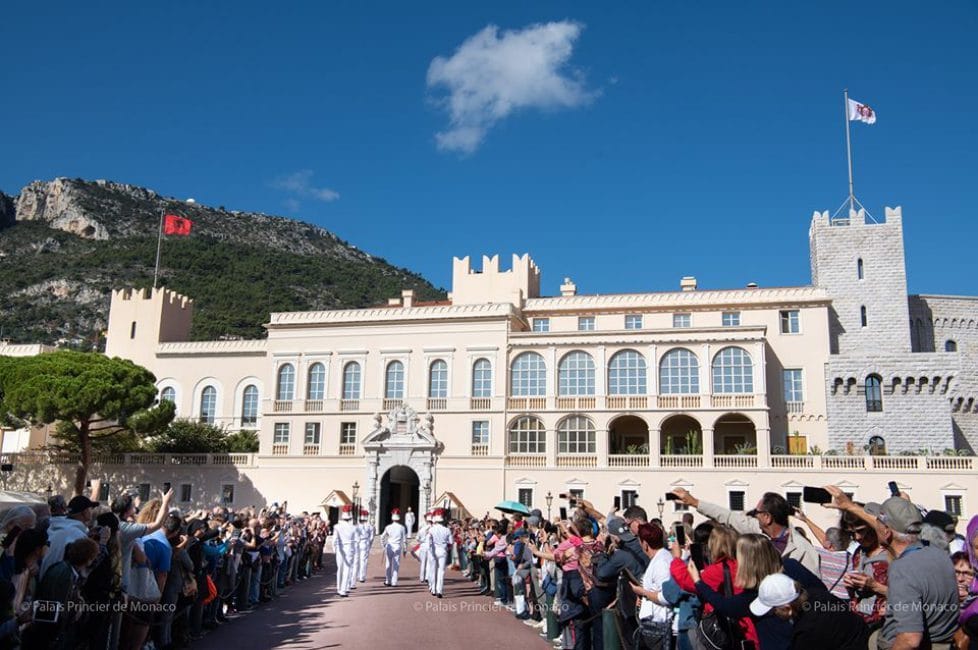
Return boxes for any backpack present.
[692,561,748,650]
[575,538,606,599]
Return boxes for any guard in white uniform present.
[416,511,432,583]
[357,508,374,582]
[428,508,452,598]
[404,507,416,538]
[333,504,356,597]
[382,508,407,586]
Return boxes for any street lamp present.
[656,497,665,520]
[545,492,554,521]
[351,481,359,500]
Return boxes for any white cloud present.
[272,170,340,205]
[427,21,595,154]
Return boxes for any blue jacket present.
[662,578,701,631]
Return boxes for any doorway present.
[380,465,420,529]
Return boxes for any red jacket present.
[670,557,758,646]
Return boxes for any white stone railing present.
[608,454,650,468]
[1,452,257,467]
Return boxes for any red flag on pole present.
[163,214,193,236]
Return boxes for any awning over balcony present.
[320,490,352,508]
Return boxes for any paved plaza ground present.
[192,546,554,649]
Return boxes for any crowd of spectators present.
[447,485,978,650]
[0,490,328,650]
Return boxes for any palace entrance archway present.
[379,465,419,529]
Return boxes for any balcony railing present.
[710,394,756,408]
[471,443,489,456]
[273,400,293,413]
[657,395,701,409]
[338,443,356,456]
[271,444,289,456]
[926,456,974,470]
[302,444,320,456]
[609,454,650,468]
[304,399,324,412]
[822,456,866,470]
[660,454,704,468]
[871,456,919,470]
[470,397,491,411]
[785,401,805,414]
[556,397,596,410]
[340,399,359,412]
[383,399,403,411]
[714,454,758,468]
[771,455,814,469]
[607,396,649,409]
[556,454,598,468]
[505,454,547,468]
[508,397,546,410]
[427,398,447,411]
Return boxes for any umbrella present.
[495,500,531,516]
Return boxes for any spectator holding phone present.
[23,536,100,650]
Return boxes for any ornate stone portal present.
[361,404,443,530]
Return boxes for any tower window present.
[130,321,137,339]
[945,340,958,352]
[860,306,867,328]
[857,258,864,280]
[865,375,883,412]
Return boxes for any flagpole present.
[844,88,855,215]
[153,206,165,289]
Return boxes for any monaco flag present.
[848,98,877,124]
[163,214,193,236]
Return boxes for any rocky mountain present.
[0,178,445,346]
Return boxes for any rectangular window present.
[518,488,533,508]
[221,484,235,504]
[625,314,643,330]
[471,421,489,445]
[304,422,321,445]
[621,490,638,509]
[578,316,596,331]
[138,483,151,502]
[340,422,357,445]
[728,491,745,512]
[945,495,963,517]
[722,312,741,327]
[780,310,800,334]
[273,423,290,444]
[674,500,689,512]
[673,313,691,328]
[569,488,585,501]
[782,369,804,403]
[162,482,171,494]
[180,483,192,503]
[786,492,802,510]
[532,318,550,332]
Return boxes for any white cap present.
[749,574,798,616]
[392,513,400,521]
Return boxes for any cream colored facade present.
[6,208,978,534]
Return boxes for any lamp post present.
[352,481,359,513]
[423,479,431,514]
[545,492,554,521]
[656,497,665,520]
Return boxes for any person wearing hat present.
[825,486,959,650]
[416,511,432,584]
[428,508,451,597]
[40,495,99,579]
[381,508,407,586]
[333,504,357,597]
[750,572,869,649]
[356,509,374,583]
[404,507,416,539]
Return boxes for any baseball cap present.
[750,573,799,616]
[66,495,99,515]
[923,510,956,533]
[606,516,635,542]
[877,497,923,534]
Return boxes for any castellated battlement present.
[111,287,193,310]
[451,253,541,306]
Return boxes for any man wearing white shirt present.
[382,508,407,586]
[428,508,452,598]
[416,512,432,583]
[333,505,356,597]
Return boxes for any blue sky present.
[2,2,976,296]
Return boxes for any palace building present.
[5,206,977,531]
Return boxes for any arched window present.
[558,351,595,396]
[946,340,958,352]
[199,386,217,424]
[276,364,295,401]
[307,363,326,400]
[160,387,176,403]
[342,362,361,400]
[557,415,596,454]
[608,350,647,395]
[865,374,883,412]
[472,358,492,398]
[860,306,868,328]
[508,416,546,454]
[857,258,864,280]
[385,361,405,399]
[511,352,546,396]
[868,435,886,455]
[712,347,754,394]
[428,360,448,398]
[659,348,700,394]
[241,385,259,426]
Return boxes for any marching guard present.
[416,511,432,583]
[333,504,356,597]
[382,508,407,586]
[428,508,452,598]
[356,508,374,582]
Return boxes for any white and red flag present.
[847,98,877,124]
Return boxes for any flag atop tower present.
[847,98,877,124]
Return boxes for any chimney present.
[680,276,697,292]
[560,277,577,297]
[401,289,414,308]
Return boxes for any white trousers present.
[385,544,402,585]
[336,550,353,595]
[431,549,448,595]
[357,544,370,581]
[349,548,360,590]
[418,546,429,582]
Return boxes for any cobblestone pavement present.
[192,547,555,649]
